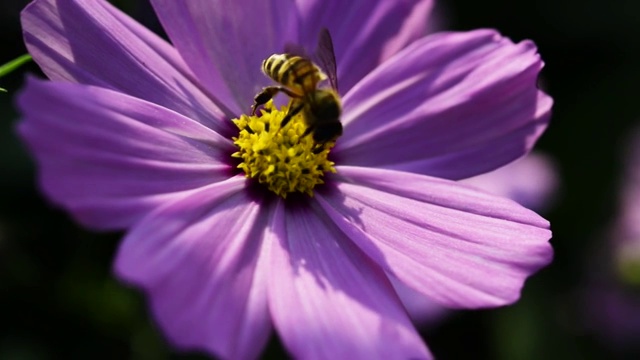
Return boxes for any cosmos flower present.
[585,129,640,348]
[18,0,553,358]
[460,151,559,213]
[612,130,640,271]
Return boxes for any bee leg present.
[251,86,279,115]
[301,126,327,153]
[251,86,302,115]
[312,144,326,154]
[280,102,304,129]
[300,123,316,138]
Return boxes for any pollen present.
[232,101,336,198]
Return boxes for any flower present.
[584,128,640,347]
[460,151,559,212]
[612,129,640,282]
[18,0,553,358]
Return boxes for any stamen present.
[232,101,336,198]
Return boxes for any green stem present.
[0,54,33,92]
[0,54,33,77]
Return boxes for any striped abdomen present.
[261,54,325,96]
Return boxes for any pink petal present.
[17,78,234,230]
[151,0,298,114]
[336,30,552,180]
[317,166,553,308]
[114,177,271,360]
[21,0,234,132]
[295,0,434,94]
[267,200,431,359]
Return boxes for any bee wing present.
[314,28,338,91]
[283,42,329,82]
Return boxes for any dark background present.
[1,0,639,359]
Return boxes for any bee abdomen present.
[262,54,321,92]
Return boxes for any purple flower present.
[18,0,553,358]
[460,151,559,212]
[585,129,640,347]
[613,129,640,254]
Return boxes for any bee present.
[251,29,342,148]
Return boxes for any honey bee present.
[251,29,342,147]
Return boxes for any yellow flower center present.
[232,101,337,198]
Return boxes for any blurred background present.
[1,0,639,359]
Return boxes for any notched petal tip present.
[338,28,552,180]
[323,166,553,309]
[21,0,234,130]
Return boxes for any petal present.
[336,30,552,180]
[17,78,235,230]
[151,0,298,114]
[317,166,553,308]
[114,177,271,360]
[21,0,235,133]
[267,199,431,359]
[295,0,434,94]
[460,152,559,211]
